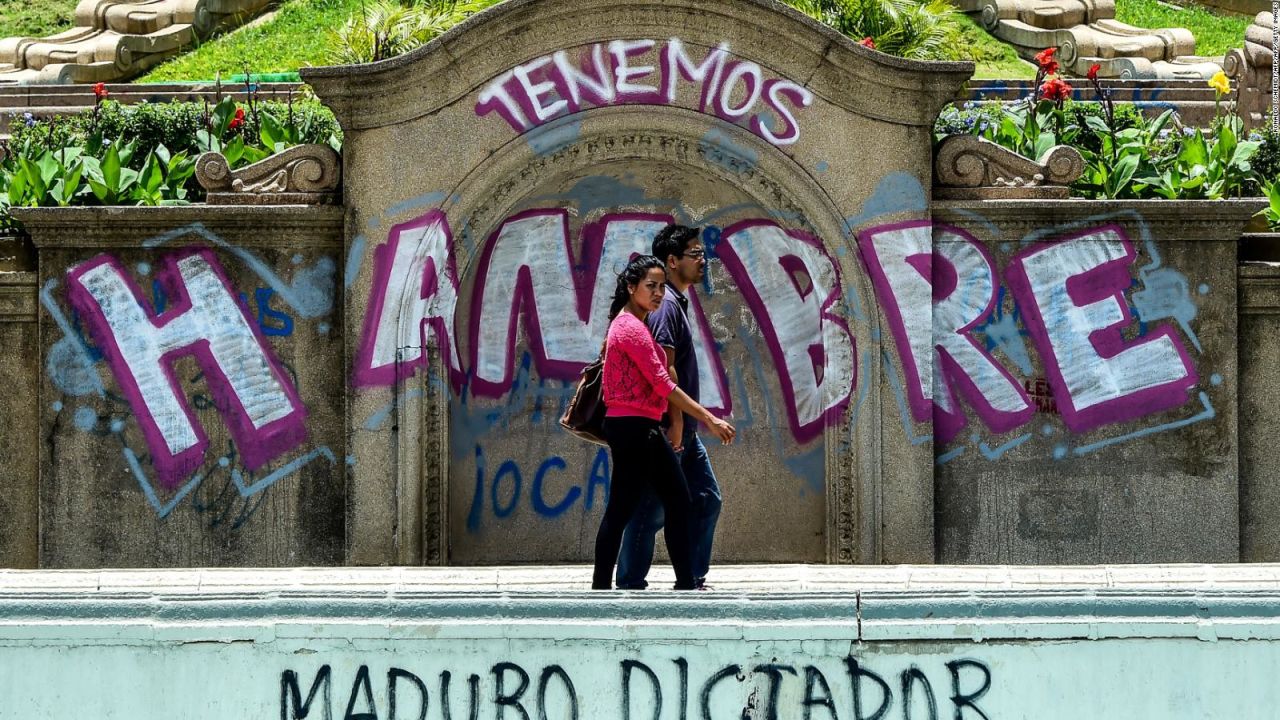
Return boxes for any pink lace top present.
[603,311,677,421]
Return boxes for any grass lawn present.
[0,0,77,38]
[954,13,1037,78]
[138,0,362,82]
[1114,0,1252,57]
[138,0,1036,81]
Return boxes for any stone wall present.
[1240,254,1280,562]
[16,206,345,568]
[0,0,1272,569]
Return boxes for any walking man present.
[616,224,722,590]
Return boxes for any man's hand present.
[667,416,684,453]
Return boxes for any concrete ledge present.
[4,566,1280,719]
[5,564,1280,641]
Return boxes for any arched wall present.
[306,0,971,565]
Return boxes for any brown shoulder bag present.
[560,347,608,446]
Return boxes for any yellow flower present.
[1209,71,1230,95]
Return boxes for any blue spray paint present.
[842,172,928,235]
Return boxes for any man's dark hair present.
[652,224,701,264]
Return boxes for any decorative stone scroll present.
[933,135,1084,199]
[1223,12,1275,129]
[196,144,341,205]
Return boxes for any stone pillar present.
[0,261,38,568]
[1239,253,1280,561]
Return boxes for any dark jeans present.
[593,416,696,590]
[616,428,721,589]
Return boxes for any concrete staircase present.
[955,0,1226,79]
[0,0,273,85]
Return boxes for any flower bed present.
[935,48,1280,227]
[0,83,341,235]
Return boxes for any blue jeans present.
[616,429,721,588]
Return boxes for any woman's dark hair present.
[608,255,665,320]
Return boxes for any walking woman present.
[593,255,736,590]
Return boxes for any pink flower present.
[859,37,876,49]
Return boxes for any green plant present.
[1135,117,1260,200]
[1255,179,1280,230]
[0,91,344,231]
[783,0,962,60]
[330,0,503,64]
[8,97,341,162]
[935,57,1272,202]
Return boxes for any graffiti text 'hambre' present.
[476,38,814,146]
[355,209,858,440]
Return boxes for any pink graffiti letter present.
[469,211,670,396]
[1004,225,1197,432]
[67,250,306,487]
[354,210,462,387]
[932,226,1032,442]
[719,220,854,442]
[857,221,934,423]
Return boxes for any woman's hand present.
[708,417,736,445]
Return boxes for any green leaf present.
[259,111,284,152]
[103,144,121,191]
[139,153,163,194]
[1084,115,1110,134]
[1033,132,1056,161]
[212,96,237,136]
[1147,110,1174,140]
[36,153,59,185]
[57,162,84,205]
[1110,153,1139,197]
[116,140,138,168]
[87,177,110,204]
[20,158,46,201]
[8,167,28,205]
[1179,132,1208,167]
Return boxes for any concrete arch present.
[313,0,971,565]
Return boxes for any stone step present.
[0,0,272,85]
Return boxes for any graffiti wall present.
[0,0,1259,568]
[32,209,346,567]
[923,204,1241,563]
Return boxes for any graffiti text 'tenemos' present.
[475,38,814,146]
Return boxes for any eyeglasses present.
[681,250,706,260]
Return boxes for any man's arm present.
[662,345,683,450]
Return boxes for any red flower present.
[1087,63,1101,81]
[1040,77,1073,102]
[92,82,108,100]
[859,36,876,49]
[228,107,245,131]
[1034,47,1059,75]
